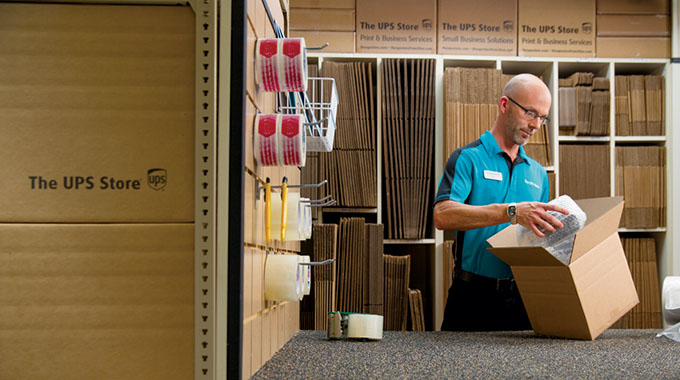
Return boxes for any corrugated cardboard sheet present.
[0,224,194,379]
[0,2,195,223]
[381,59,435,239]
[488,197,639,340]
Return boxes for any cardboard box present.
[290,0,355,9]
[437,0,517,56]
[487,197,639,340]
[518,0,595,58]
[596,14,670,37]
[597,37,670,58]
[0,2,195,223]
[356,0,436,54]
[290,8,355,31]
[289,30,356,53]
[0,223,195,379]
[596,0,670,15]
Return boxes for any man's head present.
[497,74,551,146]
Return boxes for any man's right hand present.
[516,202,570,237]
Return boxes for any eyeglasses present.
[506,96,550,126]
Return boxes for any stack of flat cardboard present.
[444,67,501,163]
[363,224,385,315]
[319,61,377,208]
[300,223,338,330]
[615,75,665,136]
[559,144,610,199]
[615,146,666,228]
[611,237,662,329]
[408,288,425,331]
[444,68,551,167]
[381,59,435,239]
[384,254,411,331]
[596,0,671,58]
[335,218,384,313]
[558,72,610,136]
[288,0,356,53]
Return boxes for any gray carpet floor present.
[252,330,680,379]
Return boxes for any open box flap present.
[487,225,565,267]
[570,196,624,263]
[488,246,566,266]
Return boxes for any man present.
[433,73,569,331]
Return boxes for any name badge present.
[483,170,502,181]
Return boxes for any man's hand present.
[516,202,570,237]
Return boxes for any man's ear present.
[498,96,509,114]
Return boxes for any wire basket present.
[277,77,338,152]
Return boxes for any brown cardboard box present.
[0,223,194,380]
[0,2,195,223]
[290,8,355,31]
[290,0,355,9]
[438,0,517,56]
[488,197,639,340]
[356,0,436,54]
[597,37,670,58]
[596,0,670,15]
[289,30,356,52]
[518,0,596,57]
[596,14,670,37]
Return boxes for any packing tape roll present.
[254,114,306,167]
[264,254,302,302]
[280,38,307,92]
[255,38,281,92]
[254,114,280,166]
[303,201,312,239]
[301,255,311,296]
[280,114,306,167]
[662,276,680,324]
[347,314,383,340]
[255,38,307,92]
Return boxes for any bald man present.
[434,73,569,331]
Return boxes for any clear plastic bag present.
[516,195,587,265]
[656,322,680,343]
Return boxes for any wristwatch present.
[507,203,517,225]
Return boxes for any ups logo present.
[147,168,167,191]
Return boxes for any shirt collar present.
[481,130,530,164]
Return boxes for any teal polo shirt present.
[435,130,550,279]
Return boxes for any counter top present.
[252,329,679,379]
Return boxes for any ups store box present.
[488,197,639,340]
[0,223,194,379]
[356,0,436,54]
[597,36,670,58]
[0,2,195,223]
[438,0,517,56]
[596,0,670,15]
[0,124,195,223]
[518,0,596,58]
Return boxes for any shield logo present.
[147,168,167,191]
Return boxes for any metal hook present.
[305,42,329,51]
[301,194,332,204]
[256,179,329,200]
[307,199,336,207]
[299,258,336,267]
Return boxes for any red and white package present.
[280,114,306,167]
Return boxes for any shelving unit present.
[309,52,675,331]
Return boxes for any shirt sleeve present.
[434,149,473,206]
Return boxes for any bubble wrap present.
[516,195,587,265]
